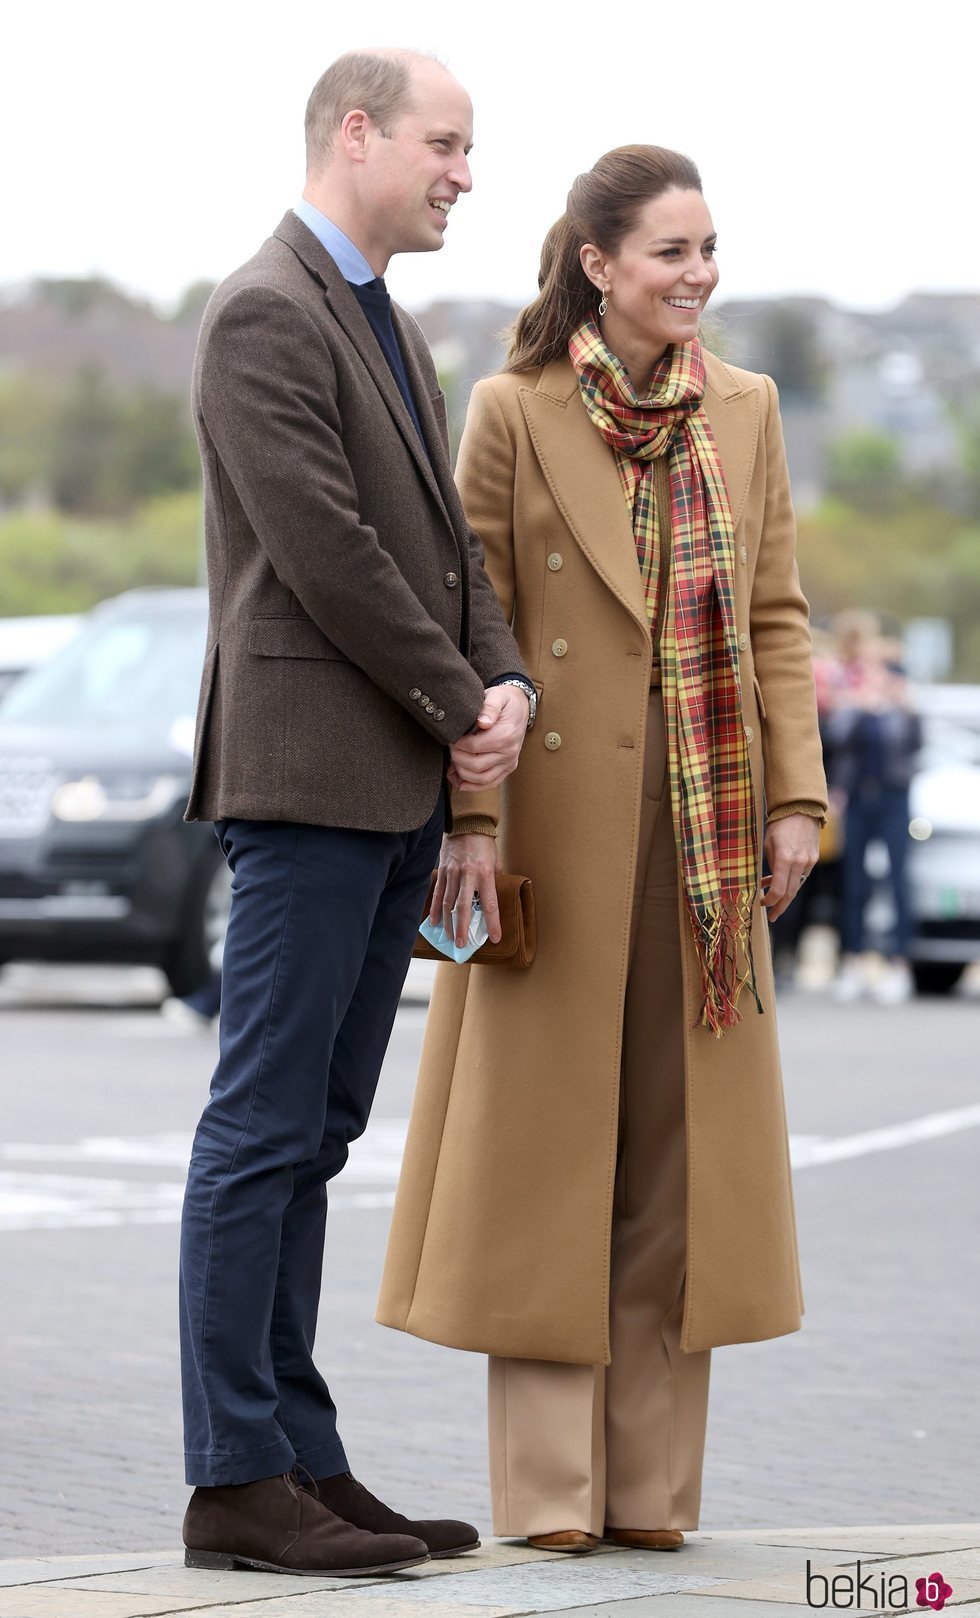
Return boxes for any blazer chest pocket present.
[248,616,348,661]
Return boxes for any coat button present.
[547,552,564,571]
[744,724,754,743]
[544,731,562,750]
[435,709,445,721]
[552,638,568,657]
[738,632,748,650]
[444,571,459,588]
[426,703,436,714]
[410,687,422,700]
[740,545,748,565]
[420,695,429,706]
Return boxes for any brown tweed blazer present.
[185,211,525,833]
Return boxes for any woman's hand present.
[430,833,502,947]
[761,813,821,923]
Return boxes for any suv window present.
[0,601,206,743]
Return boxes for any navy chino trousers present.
[178,802,443,1486]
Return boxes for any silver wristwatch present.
[497,677,537,730]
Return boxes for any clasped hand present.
[447,685,529,793]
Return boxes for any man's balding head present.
[305,48,445,174]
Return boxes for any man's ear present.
[338,108,371,164]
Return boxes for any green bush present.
[0,491,202,615]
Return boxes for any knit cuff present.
[447,816,499,839]
[766,799,827,826]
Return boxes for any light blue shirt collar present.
[292,199,375,285]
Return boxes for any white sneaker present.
[832,960,867,1002]
[872,961,913,1006]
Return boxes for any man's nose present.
[449,152,473,194]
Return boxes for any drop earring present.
[598,287,609,318]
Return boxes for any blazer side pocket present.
[248,617,348,660]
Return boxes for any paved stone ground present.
[1,1525,979,1617]
[1,965,979,1559]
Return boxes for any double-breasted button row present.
[409,687,445,721]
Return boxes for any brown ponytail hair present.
[504,144,703,374]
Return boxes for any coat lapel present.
[701,352,760,531]
[520,362,649,637]
[273,213,454,527]
[521,354,762,628]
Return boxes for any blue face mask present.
[418,893,490,964]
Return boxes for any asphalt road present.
[1,962,978,1558]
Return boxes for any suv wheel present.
[163,848,232,998]
[912,961,964,997]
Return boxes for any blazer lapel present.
[391,305,463,532]
[520,361,649,636]
[273,214,453,525]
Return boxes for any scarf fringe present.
[690,892,763,1037]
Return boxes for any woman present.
[378,146,827,1550]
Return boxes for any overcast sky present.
[5,0,976,316]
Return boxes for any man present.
[178,48,533,1579]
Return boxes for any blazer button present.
[435,709,445,721]
[744,724,754,743]
[426,703,436,714]
[547,552,564,571]
[552,638,568,657]
[420,694,429,706]
[410,687,422,700]
[740,544,748,565]
[444,571,459,588]
[544,731,562,750]
[738,632,749,650]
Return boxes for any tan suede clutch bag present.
[412,872,537,968]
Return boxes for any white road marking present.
[788,1103,980,1167]
[2,1104,979,1233]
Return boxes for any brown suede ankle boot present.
[182,1472,429,1576]
[311,1471,479,1558]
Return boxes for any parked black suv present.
[0,588,226,995]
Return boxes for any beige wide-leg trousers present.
[488,690,711,1537]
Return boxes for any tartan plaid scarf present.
[569,319,761,1033]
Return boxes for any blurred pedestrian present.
[379,146,827,1554]
[776,611,866,977]
[178,49,533,1579]
[828,643,922,1003]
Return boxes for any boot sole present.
[430,1538,480,1558]
[184,1547,429,1577]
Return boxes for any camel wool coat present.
[377,352,828,1361]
